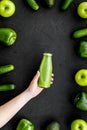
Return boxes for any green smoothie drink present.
[38,53,53,88]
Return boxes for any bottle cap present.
[43,53,52,56]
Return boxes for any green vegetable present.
[75,69,87,86]
[45,0,56,8]
[61,0,73,10]
[46,121,60,130]
[73,28,87,39]
[79,41,87,58]
[26,0,39,11]
[0,64,14,74]
[16,118,34,130]
[0,28,17,46]
[74,91,87,111]
[0,84,16,91]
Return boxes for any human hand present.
[26,71,54,98]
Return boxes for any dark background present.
[0,0,87,129]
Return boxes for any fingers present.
[52,73,54,80]
[51,82,53,84]
[51,77,54,81]
[51,78,54,84]
[51,73,54,85]
[33,71,54,85]
[36,71,40,77]
[52,73,54,77]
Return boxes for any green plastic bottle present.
[38,53,53,88]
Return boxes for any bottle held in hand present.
[38,53,53,88]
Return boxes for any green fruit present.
[71,119,87,130]
[75,69,87,86]
[45,0,56,8]
[77,2,87,19]
[0,0,16,17]
[46,121,60,130]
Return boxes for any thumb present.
[33,71,40,82]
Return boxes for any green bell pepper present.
[0,28,17,46]
[74,91,87,111]
[79,41,87,58]
[16,118,34,130]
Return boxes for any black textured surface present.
[0,0,87,129]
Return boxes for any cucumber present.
[26,0,39,10]
[73,28,87,39]
[61,0,73,10]
[0,64,14,74]
[0,84,16,91]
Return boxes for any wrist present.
[24,89,33,101]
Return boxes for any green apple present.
[75,69,87,86]
[71,119,87,130]
[0,0,16,17]
[77,2,87,19]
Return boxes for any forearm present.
[0,71,44,128]
[0,89,32,128]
